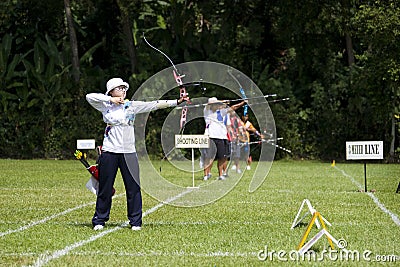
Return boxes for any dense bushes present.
[0,0,399,161]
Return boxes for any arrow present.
[175,94,280,110]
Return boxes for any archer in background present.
[202,97,246,180]
[226,109,248,173]
[241,113,264,170]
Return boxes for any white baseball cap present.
[208,97,223,104]
[105,78,129,95]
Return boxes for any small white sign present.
[175,135,209,148]
[77,139,96,150]
[346,141,383,160]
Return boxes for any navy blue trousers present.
[92,152,142,227]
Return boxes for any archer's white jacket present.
[86,93,177,153]
[203,107,231,140]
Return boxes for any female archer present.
[86,77,188,231]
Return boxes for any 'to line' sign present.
[346,141,383,160]
[175,135,209,148]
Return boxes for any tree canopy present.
[0,0,399,161]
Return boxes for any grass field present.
[0,159,399,266]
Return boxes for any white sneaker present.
[93,225,104,231]
[203,173,212,180]
[237,169,242,174]
[246,165,251,170]
[218,176,226,180]
[131,226,141,231]
[231,165,236,170]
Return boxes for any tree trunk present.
[343,0,355,67]
[64,0,80,82]
[122,13,138,74]
[390,113,395,160]
[116,0,138,74]
[345,33,355,66]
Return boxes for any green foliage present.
[0,31,103,158]
[0,0,399,159]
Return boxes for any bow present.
[228,69,248,116]
[143,34,190,131]
[173,70,190,130]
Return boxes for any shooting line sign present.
[175,135,209,148]
[346,141,383,192]
[175,135,209,189]
[346,141,383,160]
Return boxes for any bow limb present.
[143,33,190,131]
[173,70,191,130]
[143,34,178,73]
[228,69,248,116]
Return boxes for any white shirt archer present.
[203,106,231,140]
[86,93,177,153]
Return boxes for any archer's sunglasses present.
[114,86,127,92]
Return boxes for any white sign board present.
[175,135,209,148]
[77,139,96,150]
[346,141,383,160]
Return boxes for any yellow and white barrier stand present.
[291,199,331,229]
[297,211,335,254]
[297,211,348,255]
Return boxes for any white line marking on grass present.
[69,250,258,257]
[0,202,95,238]
[334,166,400,227]
[0,193,125,238]
[26,188,194,267]
[3,250,259,258]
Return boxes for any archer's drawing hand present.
[178,95,190,104]
[110,96,125,105]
